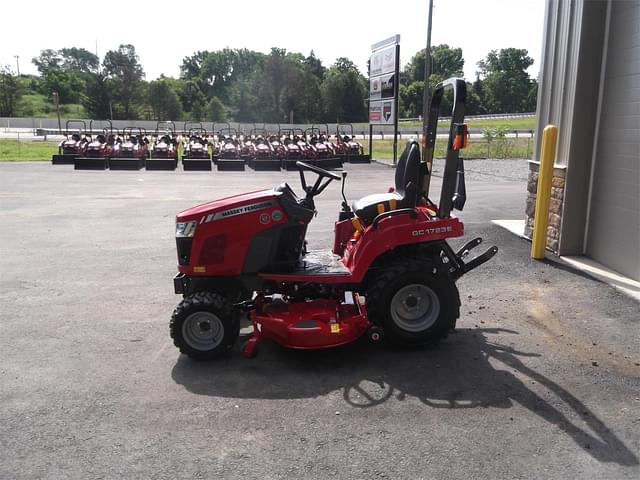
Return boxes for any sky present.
[1,0,545,81]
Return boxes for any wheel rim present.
[390,283,440,333]
[182,311,224,351]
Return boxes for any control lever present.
[340,171,351,212]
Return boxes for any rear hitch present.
[443,237,498,279]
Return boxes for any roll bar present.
[422,78,467,219]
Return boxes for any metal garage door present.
[586,0,640,281]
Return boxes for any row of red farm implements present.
[51,121,370,171]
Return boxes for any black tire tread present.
[169,291,237,360]
[365,258,460,346]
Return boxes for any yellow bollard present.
[531,125,558,259]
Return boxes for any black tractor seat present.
[352,141,425,224]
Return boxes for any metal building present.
[527,0,640,282]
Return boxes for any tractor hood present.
[176,189,276,223]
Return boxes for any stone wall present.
[524,161,567,252]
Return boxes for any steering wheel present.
[296,161,342,203]
[296,161,341,180]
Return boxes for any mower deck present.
[51,154,77,165]
[74,157,109,170]
[312,157,343,169]
[248,158,282,171]
[245,297,370,357]
[345,154,371,164]
[146,158,178,171]
[183,158,213,171]
[217,159,246,171]
[109,157,145,170]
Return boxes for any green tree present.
[476,48,535,113]
[399,81,423,117]
[32,50,62,75]
[59,47,99,73]
[42,68,84,104]
[207,96,227,122]
[103,44,145,119]
[321,58,367,122]
[82,72,112,119]
[405,44,464,83]
[304,50,325,81]
[229,76,259,122]
[148,78,183,120]
[400,45,465,117]
[0,67,21,116]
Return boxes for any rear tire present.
[365,260,460,346]
[170,291,238,360]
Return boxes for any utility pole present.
[14,55,20,76]
[421,0,434,147]
[52,92,61,133]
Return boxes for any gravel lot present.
[0,161,638,479]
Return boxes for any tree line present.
[0,44,537,122]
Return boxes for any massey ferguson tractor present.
[169,79,497,360]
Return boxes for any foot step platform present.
[109,157,145,170]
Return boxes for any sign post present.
[369,35,400,164]
[52,91,61,134]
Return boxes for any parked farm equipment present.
[74,120,115,170]
[52,120,88,165]
[247,127,280,171]
[216,125,245,171]
[147,122,179,171]
[182,123,212,171]
[109,127,149,170]
[336,124,370,163]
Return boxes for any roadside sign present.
[369,100,395,125]
[369,72,395,101]
[369,45,396,77]
[369,34,400,162]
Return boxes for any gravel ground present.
[0,162,638,479]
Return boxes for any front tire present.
[170,292,238,360]
[365,260,460,346]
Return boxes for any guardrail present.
[400,112,536,122]
[2,116,536,138]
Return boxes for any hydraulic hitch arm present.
[441,237,499,279]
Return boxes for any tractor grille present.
[176,238,192,266]
[198,234,227,265]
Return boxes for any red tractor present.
[52,120,88,165]
[182,124,212,171]
[336,123,370,163]
[281,128,303,170]
[109,127,149,170]
[306,126,342,170]
[74,120,115,170]
[148,122,179,170]
[215,126,245,171]
[169,79,496,360]
[247,127,281,171]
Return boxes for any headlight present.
[176,220,197,238]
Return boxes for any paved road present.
[0,162,638,479]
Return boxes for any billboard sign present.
[369,45,396,78]
[369,72,395,101]
[369,100,395,125]
[369,36,399,126]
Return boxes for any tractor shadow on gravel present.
[171,327,638,466]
